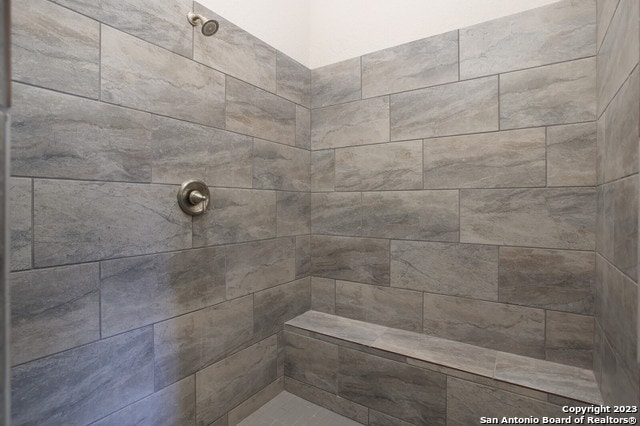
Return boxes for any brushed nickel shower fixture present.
[177,179,210,216]
[187,11,219,36]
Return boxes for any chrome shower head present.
[187,12,219,36]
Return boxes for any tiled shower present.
[0,0,638,425]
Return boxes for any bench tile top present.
[286,310,389,346]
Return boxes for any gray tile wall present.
[9,1,311,425]
[310,0,598,371]
[594,0,640,406]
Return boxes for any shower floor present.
[238,391,360,426]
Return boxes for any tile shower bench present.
[283,310,603,425]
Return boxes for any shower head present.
[187,12,219,36]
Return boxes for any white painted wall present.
[198,0,561,69]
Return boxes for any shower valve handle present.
[188,190,207,205]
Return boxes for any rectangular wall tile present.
[285,332,338,393]
[311,150,335,192]
[92,376,195,426]
[597,0,639,116]
[11,83,153,183]
[312,96,390,150]
[101,247,226,337]
[193,188,276,247]
[194,3,277,92]
[391,241,498,300]
[10,263,100,365]
[459,0,595,79]
[225,238,296,298]
[362,191,459,241]
[154,296,254,389]
[336,280,422,332]
[101,26,225,128]
[311,58,361,108]
[296,235,311,279]
[311,235,390,286]
[311,192,362,236]
[460,188,596,250]
[196,336,277,425]
[277,192,311,237]
[33,180,192,267]
[12,0,99,98]
[277,51,311,107]
[546,311,594,369]
[499,247,595,315]
[9,177,31,271]
[254,278,311,341]
[423,293,546,358]
[335,140,423,191]
[228,377,284,425]
[12,327,154,426]
[362,31,459,98]
[595,321,639,405]
[338,346,447,425]
[311,276,336,314]
[547,122,597,187]
[597,0,620,49]
[296,105,311,149]
[423,128,546,189]
[500,57,596,129]
[151,115,253,187]
[612,175,638,280]
[253,139,310,191]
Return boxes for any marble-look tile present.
[9,177,31,271]
[11,327,154,426]
[597,0,639,116]
[311,277,336,314]
[277,192,310,237]
[459,0,595,79]
[423,128,546,189]
[372,328,497,378]
[296,105,311,149]
[312,97,390,150]
[101,26,225,128]
[11,0,99,98]
[613,175,638,280]
[210,415,228,426]
[595,322,639,405]
[361,191,459,241]
[602,68,639,182]
[500,57,596,129]
[336,280,422,332]
[546,311,594,369]
[101,247,226,337]
[597,0,620,50]
[423,293,546,358]
[277,52,311,107]
[312,58,361,108]
[596,114,606,185]
[547,122,597,187]
[368,410,413,426]
[285,332,338,393]
[226,78,296,145]
[92,376,195,426]
[295,235,311,279]
[277,331,286,377]
[254,278,311,341]
[11,83,153,182]
[498,247,595,314]
[151,115,253,187]
[253,138,310,191]
[285,310,389,347]
[447,377,566,424]
[460,188,596,250]
[284,377,369,424]
[192,188,276,247]
[335,140,422,191]
[494,352,603,404]
[338,346,446,425]
[390,241,498,300]
[390,76,498,141]
[311,192,362,236]
[228,377,284,425]
[10,263,100,366]
[193,3,276,92]
[33,180,192,267]
[196,336,278,425]
[362,31,458,98]
[52,0,193,57]
[154,296,254,389]
[311,150,335,192]
[311,235,390,286]
[225,238,296,298]
[596,184,615,260]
